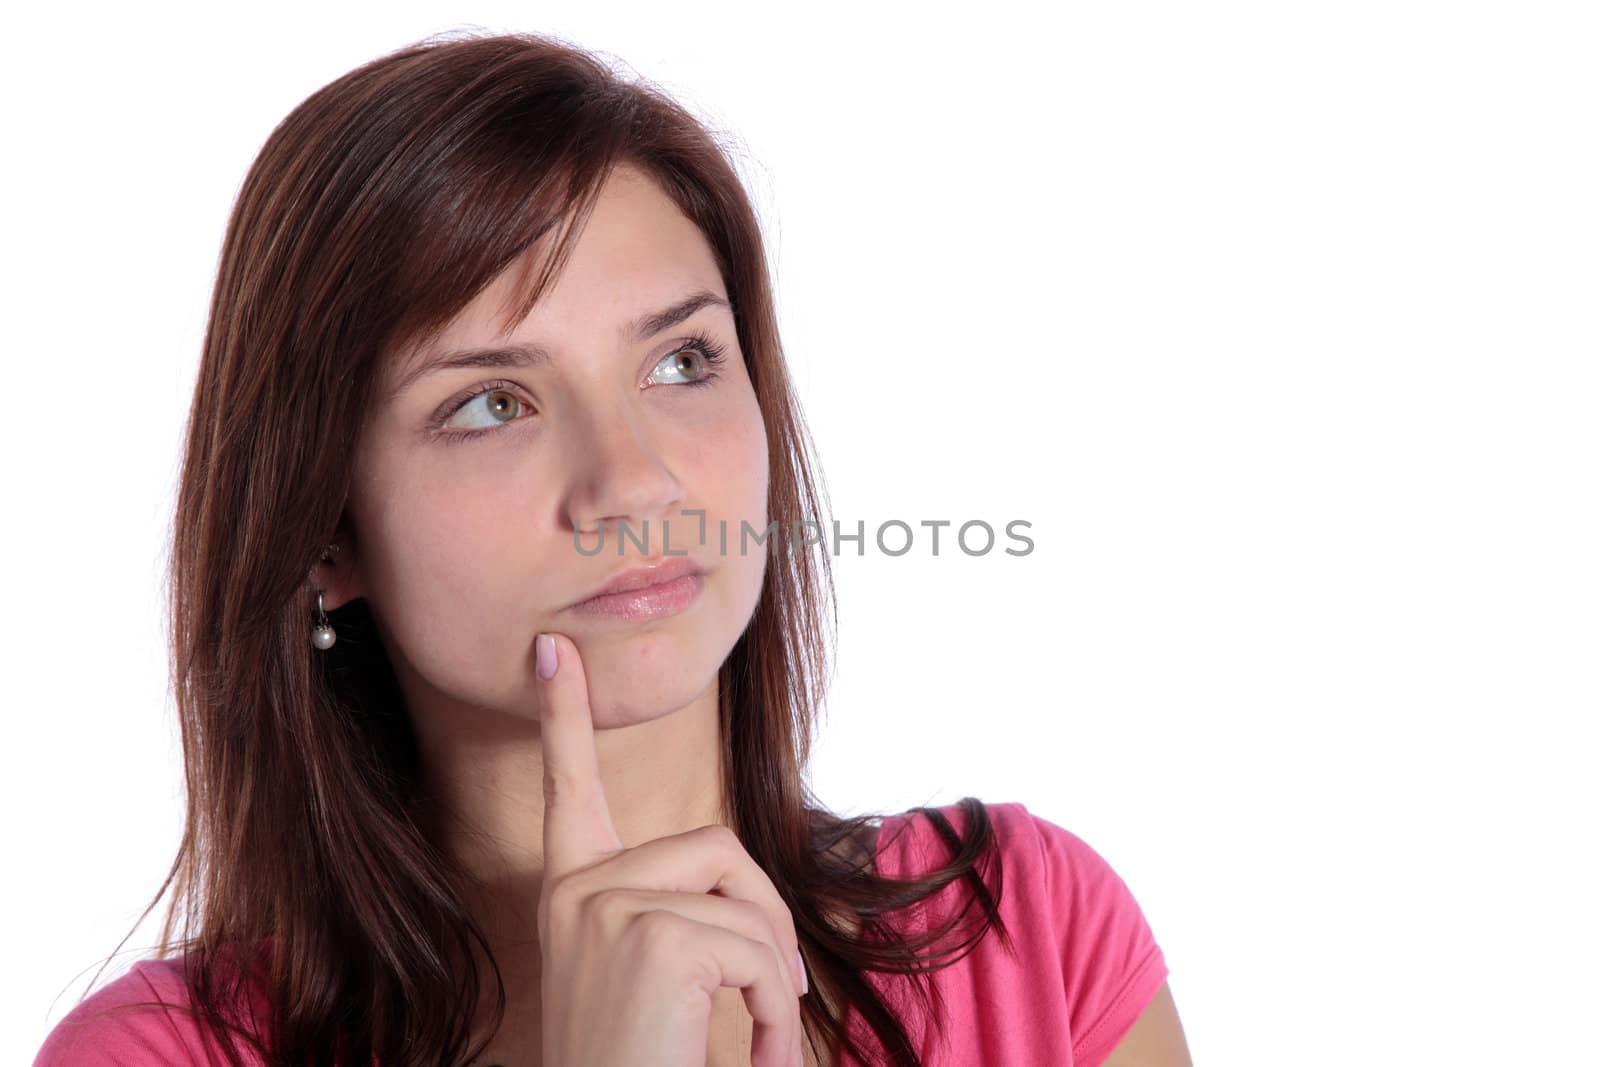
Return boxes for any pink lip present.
[568,557,705,621]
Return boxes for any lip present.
[578,556,704,601]
[567,556,706,621]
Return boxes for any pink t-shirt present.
[34,800,1168,1066]
[837,800,1170,1066]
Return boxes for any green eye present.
[651,332,729,388]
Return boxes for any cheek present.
[351,472,544,681]
[665,385,768,526]
[715,398,771,589]
[721,391,769,514]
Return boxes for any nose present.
[563,406,686,552]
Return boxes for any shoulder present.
[1001,800,1171,1066]
[35,957,200,1065]
[881,799,1171,1066]
[878,797,1130,891]
[34,954,267,1067]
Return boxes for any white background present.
[5,3,1596,1063]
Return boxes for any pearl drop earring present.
[311,542,340,651]
[311,589,337,650]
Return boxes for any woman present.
[35,30,1190,1067]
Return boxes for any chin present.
[574,623,721,729]
[584,670,715,729]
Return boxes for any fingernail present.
[536,633,558,680]
[795,948,808,996]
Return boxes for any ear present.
[308,524,364,611]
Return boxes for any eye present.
[436,381,529,441]
[430,332,732,445]
[650,331,729,388]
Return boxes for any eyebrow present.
[389,289,733,400]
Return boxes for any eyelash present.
[432,331,730,444]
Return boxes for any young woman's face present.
[346,164,770,729]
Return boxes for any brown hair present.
[76,28,1014,1067]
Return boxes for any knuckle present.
[541,873,584,924]
[731,897,769,934]
[542,767,578,806]
[629,908,688,961]
[588,887,634,928]
[698,822,743,851]
[774,941,794,992]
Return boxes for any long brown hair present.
[77,29,1014,1067]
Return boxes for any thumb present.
[535,632,624,883]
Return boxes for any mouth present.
[567,569,705,622]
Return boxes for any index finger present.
[535,631,625,882]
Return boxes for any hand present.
[533,632,807,1067]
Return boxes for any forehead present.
[393,165,727,380]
